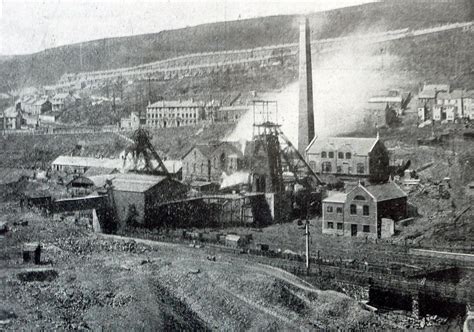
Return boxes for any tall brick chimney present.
[298,17,315,154]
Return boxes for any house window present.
[350,204,357,215]
[357,163,365,174]
[326,205,333,213]
[363,225,370,233]
[336,166,342,173]
[336,207,343,214]
[321,151,327,158]
[346,152,352,159]
[309,161,316,171]
[322,162,332,173]
[363,205,369,216]
[328,151,334,158]
[354,195,366,201]
[327,222,334,229]
[338,152,344,159]
[337,223,343,230]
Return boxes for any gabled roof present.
[323,192,347,203]
[364,182,407,202]
[163,160,182,173]
[306,136,380,156]
[111,174,168,192]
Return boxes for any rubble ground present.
[1,208,387,331]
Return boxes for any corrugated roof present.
[364,182,407,202]
[111,174,167,193]
[306,136,379,156]
[323,192,347,203]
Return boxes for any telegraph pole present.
[305,220,310,273]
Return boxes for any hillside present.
[1,0,472,92]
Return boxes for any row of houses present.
[20,92,81,115]
[120,99,249,130]
[417,84,474,122]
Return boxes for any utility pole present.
[305,220,310,273]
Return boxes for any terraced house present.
[145,100,205,128]
[305,135,390,183]
[322,182,407,239]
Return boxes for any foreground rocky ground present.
[0,209,390,331]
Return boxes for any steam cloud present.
[227,41,409,146]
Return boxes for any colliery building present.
[305,136,390,183]
[322,181,407,239]
[110,174,187,228]
[181,142,244,183]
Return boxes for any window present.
[357,163,365,174]
[350,204,357,215]
[326,205,333,213]
[327,222,334,229]
[336,207,343,214]
[337,166,342,173]
[337,223,343,230]
[322,162,332,173]
[345,152,352,159]
[363,205,370,216]
[328,151,334,158]
[363,225,370,233]
[321,151,327,158]
[309,161,316,171]
[338,152,344,159]
[353,195,366,201]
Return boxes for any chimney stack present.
[298,17,315,154]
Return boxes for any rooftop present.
[323,192,347,203]
[52,155,124,170]
[306,136,380,156]
[111,173,168,192]
[364,182,407,202]
[148,100,204,108]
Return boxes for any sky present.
[0,0,375,55]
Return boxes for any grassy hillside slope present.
[0,0,472,91]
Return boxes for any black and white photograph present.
[0,0,473,330]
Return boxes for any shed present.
[225,234,245,248]
[111,174,187,227]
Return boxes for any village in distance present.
[0,1,473,330]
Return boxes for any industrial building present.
[322,181,407,239]
[181,142,244,183]
[305,135,390,183]
[51,155,124,174]
[110,173,187,228]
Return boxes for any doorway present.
[351,224,358,236]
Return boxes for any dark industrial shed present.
[111,174,187,228]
